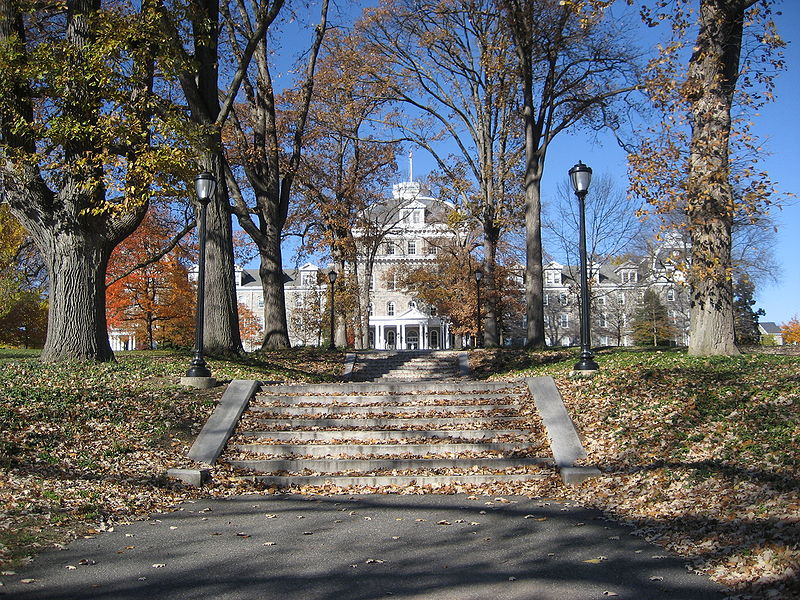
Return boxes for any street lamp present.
[569,161,599,372]
[474,268,483,349]
[185,171,216,380]
[328,269,338,350]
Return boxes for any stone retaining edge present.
[526,376,601,486]
[186,379,261,466]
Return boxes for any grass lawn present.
[0,346,797,598]
[472,346,799,599]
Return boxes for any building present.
[758,321,785,345]
[108,177,691,351]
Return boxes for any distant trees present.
[632,290,675,346]
[781,317,800,345]
[106,209,196,350]
[732,275,764,345]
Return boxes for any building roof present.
[759,321,783,335]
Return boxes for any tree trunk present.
[483,227,500,347]
[258,229,290,349]
[39,232,115,362]
[685,0,747,356]
[202,160,242,354]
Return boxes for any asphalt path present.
[2,494,726,600]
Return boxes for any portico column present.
[377,324,383,349]
[422,323,428,349]
[400,324,405,350]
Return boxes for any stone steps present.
[218,378,553,487]
[349,351,464,382]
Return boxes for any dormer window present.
[300,272,316,287]
[545,270,561,285]
[621,271,637,284]
[667,288,675,302]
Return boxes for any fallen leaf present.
[152,564,166,568]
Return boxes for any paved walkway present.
[4,494,725,599]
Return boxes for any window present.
[430,305,438,316]
[559,293,568,306]
[545,270,560,285]
[596,296,606,306]
[412,210,421,224]
[387,302,395,316]
[621,270,638,284]
[408,300,417,310]
[295,295,303,308]
[426,244,438,255]
[559,314,569,328]
[667,288,675,302]
[258,297,264,308]
[301,272,315,287]
[369,274,374,291]
[385,243,395,255]
[543,294,549,306]
[368,303,374,316]
[407,240,417,255]
[599,313,608,327]
[387,274,396,291]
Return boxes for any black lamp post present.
[569,161,599,372]
[185,171,216,378]
[328,270,338,350]
[474,268,483,348]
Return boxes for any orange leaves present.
[780,316,800,345]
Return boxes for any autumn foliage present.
[106,209,196,349]
[781,316,800,345]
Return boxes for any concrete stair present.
[219,380,554,488]
[348,350,464,381]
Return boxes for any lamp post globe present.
[185,171,216,379]
[569,161,599,372]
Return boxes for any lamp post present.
[474,268,483,348]
[569,161,599,372]
[328,270,338,350]
[185,171,216,379]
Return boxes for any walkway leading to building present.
[220,378,554,487]
[5,494,726,600]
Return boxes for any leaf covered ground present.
[0,348,343,569]
[0,346,797,599]
[473,347,800,600]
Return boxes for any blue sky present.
[275,0,799,325]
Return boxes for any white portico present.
[369,306,452,350]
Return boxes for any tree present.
[291,29,401,349]
[781,316,800,345]
[287,288,326,347]
[629,0,785,356]
[632,289,675,346]
[238,303,264,351]
[156,0,287,356]
[732,274,763,345]
[544,173,646,269]
[106,208,196,349]
[498,0,640,348]
[396,234,483,344]
[360,0,523,347]
[223,0,329,349]
[0,0,189,362]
